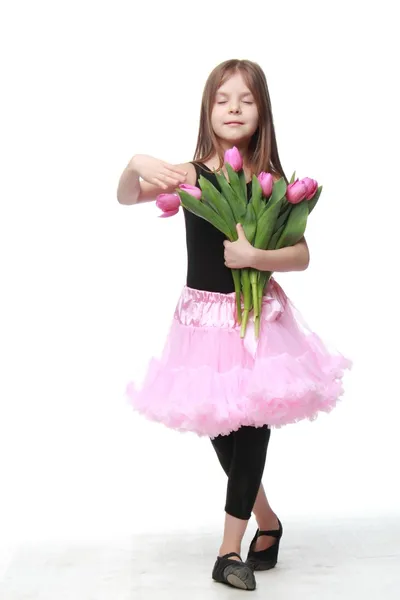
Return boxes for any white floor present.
[1,516,399,599]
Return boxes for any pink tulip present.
[301,177,318,200]
[286,179,307,204]
[224,146,243,172]
[257,172,274,197]
[179,184,202,199]
[159,208,179,218]
[156,193,181,217]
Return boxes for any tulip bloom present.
[257,172,274,198]
[224,146,243,172]
[286,179,307,204]
[178,184,202,200]
[156,193,180,218]
[301,177,318,200]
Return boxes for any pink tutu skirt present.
[125,279,351,438]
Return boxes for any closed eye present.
[216,100,253,105]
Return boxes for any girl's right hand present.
[130,154,188,190]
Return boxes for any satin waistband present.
[174,278,287,329]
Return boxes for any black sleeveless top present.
[183,162,252,294]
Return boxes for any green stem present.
[255,270,273,339]
[249,268,259,318]
[254,314,260,338]
[231,269,242,325]
[258,272,267,311]
[240,268,252,338]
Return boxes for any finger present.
[164,164,188,178]
[159,173,184,187]
[237,223,248,241]
[152,178,169,189]
[163,172,187,185]
[165,166,188,177]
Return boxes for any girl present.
[117,59,351,592]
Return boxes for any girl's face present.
[211,71,259,147]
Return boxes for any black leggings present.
[210,425,271,520]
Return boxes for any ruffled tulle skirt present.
[125,279,351,438]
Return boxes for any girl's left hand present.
[223,224,255,269]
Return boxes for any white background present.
[1,0,399,551]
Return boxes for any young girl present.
[117,59,351,592]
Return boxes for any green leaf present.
[307,185,323,215]
[178,189,233,240]
[238,169,247,200]
[225,163,247,215]
[289,171,296,184]
[242,202,257,244]
[268,178,287,206]
[225,163,240,191]
[214,169,246,223]
[268,224,285,249]
[275,203,292,230]
[254,199,283,249]
[199,176,236,237]
[250,175,263,216]
[276,200,309,248]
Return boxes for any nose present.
[228,101,241,114]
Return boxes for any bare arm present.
[249,237,310,272]
[117,155,196,205]
[117,160,142,205]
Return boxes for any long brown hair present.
[193,59,288,183]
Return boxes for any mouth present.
[225,121,244,126]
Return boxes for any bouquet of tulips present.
[156,147,322,339]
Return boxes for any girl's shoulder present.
[183,161,197,185]
[189,161,211,176]
[188,161,222,185]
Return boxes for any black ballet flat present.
[212,552,256,591]
[245,518,283,571]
